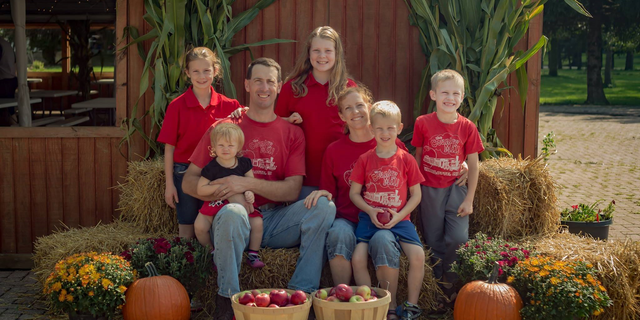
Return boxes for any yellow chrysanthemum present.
[507,276,515,283]
[539,270,549,277]
[51,282,62,292]
[550,277,560,285]
[102,278,113,290]
[118,285,127,293]
[89,291,94,296]
[66,294,74,302]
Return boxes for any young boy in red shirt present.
[349,101,425,320]
[411,69,484,305]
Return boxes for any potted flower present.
[510,256,612,319]
[43,252,136,319]
[560,200,615,240]
[120,237,211,298]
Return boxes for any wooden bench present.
[46,116,90,127]
[63,108,92,115]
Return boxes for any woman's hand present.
[455,161,469,186]
[287,112,303,124]
[303,190,332,209]
[229,107,249,119]
[164,184,179,209]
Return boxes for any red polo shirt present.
[275,75,357,187]
[158,87,242,163]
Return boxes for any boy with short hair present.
[349,101,425,320]
[411,69,484,301]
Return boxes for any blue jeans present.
[210,198,336,297]
[173,163,203,224]
[326,218,402,269]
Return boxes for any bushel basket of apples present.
[312,284,391,320]
[231,288,312,320]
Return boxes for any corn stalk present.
[404,0,590,159]
[119,0,294,158]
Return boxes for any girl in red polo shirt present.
[275,26,356,199]
[158,47,242,239]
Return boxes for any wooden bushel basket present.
[312,287,391,320]
[231,288,312,320]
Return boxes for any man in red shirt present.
[182,58,336,320]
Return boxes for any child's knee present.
[351,253,368,269]
[249,217,263,229]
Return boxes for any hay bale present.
[32,221,169,287]
[531,233,640,320]
[116,157,178,234]
[472,156,559,240]
[194,247,443,317]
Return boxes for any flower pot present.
[562,219,613,240]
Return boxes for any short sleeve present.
[411,117,425,148]
[395,138,408,152]
[157,101,180,146]
[284,126,306,178]
[275,81,294,118]
[189,125,214,168]
[349,154,367,185]
[239,157,253,175]
[464,121,485,156]
[404,153,425,187]
[201,160,218,181]
[318,149,337,198]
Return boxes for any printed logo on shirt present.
[244,138,278,176]
[421,133,462,177]
[343,162,357,187]
[363,166,402,207]
[430,133,462,155]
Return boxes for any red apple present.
[290,290,307,305]
[355,285,372,300]
[334,284,353,302]
[315,289,328,300]
[246,302,257,307]
[238,291,255,305]
[269,289,289,307]
[349,295,365,302]
[268,304,279,308]
[251,289,261,297]
[377,208,391,225]
[254,293,270,307]
[326,295,340,302]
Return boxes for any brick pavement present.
[0,271,48,320]
[539,105,640,241]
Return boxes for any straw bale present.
[471,156,559,240]
[531,233,640,320]
[193,247,443,318]
[32,221,169,287]
[116,157,178,234]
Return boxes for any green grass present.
[30,66,115,73]
[540,69,640,105]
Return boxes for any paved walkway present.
[539,105,640,241]
[1,105,638,319]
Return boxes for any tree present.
[543,0,588,76]
[585,0,608,104]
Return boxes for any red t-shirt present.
[158,87,242,163]
[320,135,408,223]
[411,112,484,188]
[189,114,306,207]
[349,147,425,221]
[275,75,357,187]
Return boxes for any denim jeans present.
[326,218,402,269]
[173,163,203,224]
[210,197,336,297]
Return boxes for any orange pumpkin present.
[123,263,190,320]
[453,262,523,320]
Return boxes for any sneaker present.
[396,301,422,320]
[190,298,204,312]
[246,253,265,268]
[213,294,234,320]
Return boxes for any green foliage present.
[120,0,294,157]
[403,0,590,160]
[540,68,640,104]
[541,131,556,160]
[121,237,211,297]
[561,200,615,222]
[511,255,612,319]
[451,232,534,284]
[30,60,45,71]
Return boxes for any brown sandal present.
[387,309,399,320]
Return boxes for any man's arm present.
[182,163,219,201]
[209,175,303,202]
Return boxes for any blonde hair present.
[430,69,464,92]
[185,46,222,78]
[336,85,373,134]
[208,123,244,158]
[369,101,402,126]
[286,26,350,105]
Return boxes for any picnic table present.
[0,98,42,109]
[71,98,116,125]
[91,79,114,97]
[29,90,79,117]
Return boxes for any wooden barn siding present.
[0,0,541,254]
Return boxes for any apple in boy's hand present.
[315,289,328,300]
[238,291,255,305]
[377,208,392,225]
[254,293,270,307]
[349,295,365,303]
[334,284,353,302]
[290,290,307,305]
[269,289,289,307]
[355,285,372,300]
